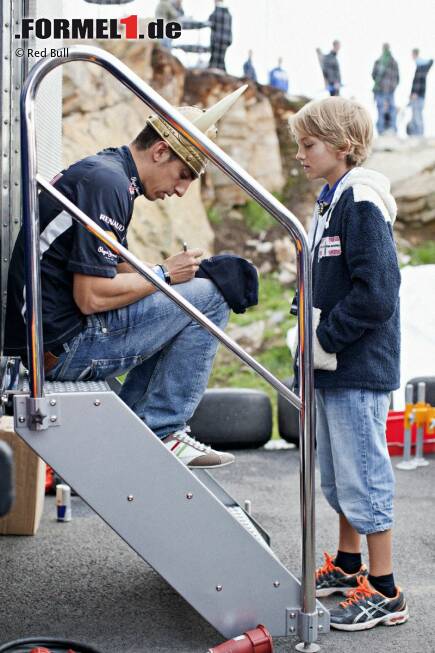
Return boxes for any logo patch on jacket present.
[319,235,342,259]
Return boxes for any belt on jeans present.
[44,341,67,373]
[19,352,59,374]
[44,351,60,374]
[21,344,65,374]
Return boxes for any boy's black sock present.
[368,573,397,598]
[334,550,362,574]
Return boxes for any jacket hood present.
[328,167,397,225]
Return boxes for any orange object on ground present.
[45,466,55,493]
[208,624,273,653]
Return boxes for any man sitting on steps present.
[4,87,247,469]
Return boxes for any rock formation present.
[367,136,435,244]
[184,71,284,208]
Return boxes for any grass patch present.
[241,198,278,234]
[207,206,223,226]
[408,240,435,265]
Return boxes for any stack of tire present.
[188,388,272,449]
[187,379,303,449]
[106,379,274,450]
[276,377,299,447]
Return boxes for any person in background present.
[243,50,257,82]
[208,0,233,72]
[268,57,289,93]
[155,0,179,21]
[372,44,400,135]
[407,48,433,136]
[316,40,341,96]
[155,0,182,48]
[172,0,184,17]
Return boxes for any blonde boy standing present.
[291,97,408,631]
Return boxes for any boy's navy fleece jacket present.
[305,167,401,391]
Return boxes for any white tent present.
[393,264,435,409]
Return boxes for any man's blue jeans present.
[409,96,425,135]
[374,92,397,134]
[46,278,230,438]
[316,388,394,535]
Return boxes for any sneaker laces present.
[173,427,212,453]
[340,575,376,607]
[316,552,336,580]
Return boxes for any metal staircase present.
[13,45,328,650]
[14,379,328,638]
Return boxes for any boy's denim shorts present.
[315,388,394,535]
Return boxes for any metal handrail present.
[36,175,301,410]
[20,46,318,647]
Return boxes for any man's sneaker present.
[163,427,235,469]
[330,574,409,631]
[316,552,368,597]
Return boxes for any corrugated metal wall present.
[26,0,64,186]
[1,0,26,350]
[0,0,63,351]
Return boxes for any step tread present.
[21,379,111,394]
[227,506,272,551]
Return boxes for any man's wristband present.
[152,265,171,285]
[158,264,171,285]
[152,265,165,283]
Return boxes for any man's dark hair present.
[132,124,177,160]
[132,124,164,150]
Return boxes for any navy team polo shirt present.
[4,146,144,360]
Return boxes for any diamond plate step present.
[21,379,111,393]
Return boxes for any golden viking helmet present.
[146,84,248,177]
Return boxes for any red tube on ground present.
[207,625,273,653]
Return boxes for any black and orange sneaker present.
[316,552,368,597]
[330,574,409,631]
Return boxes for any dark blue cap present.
[196,254,259,314]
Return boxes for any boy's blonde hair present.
[290,97,373,167]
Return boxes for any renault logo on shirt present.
[99,213,125,233]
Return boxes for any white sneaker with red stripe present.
[163,427,235,468]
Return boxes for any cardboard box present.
[0,416,46,535]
